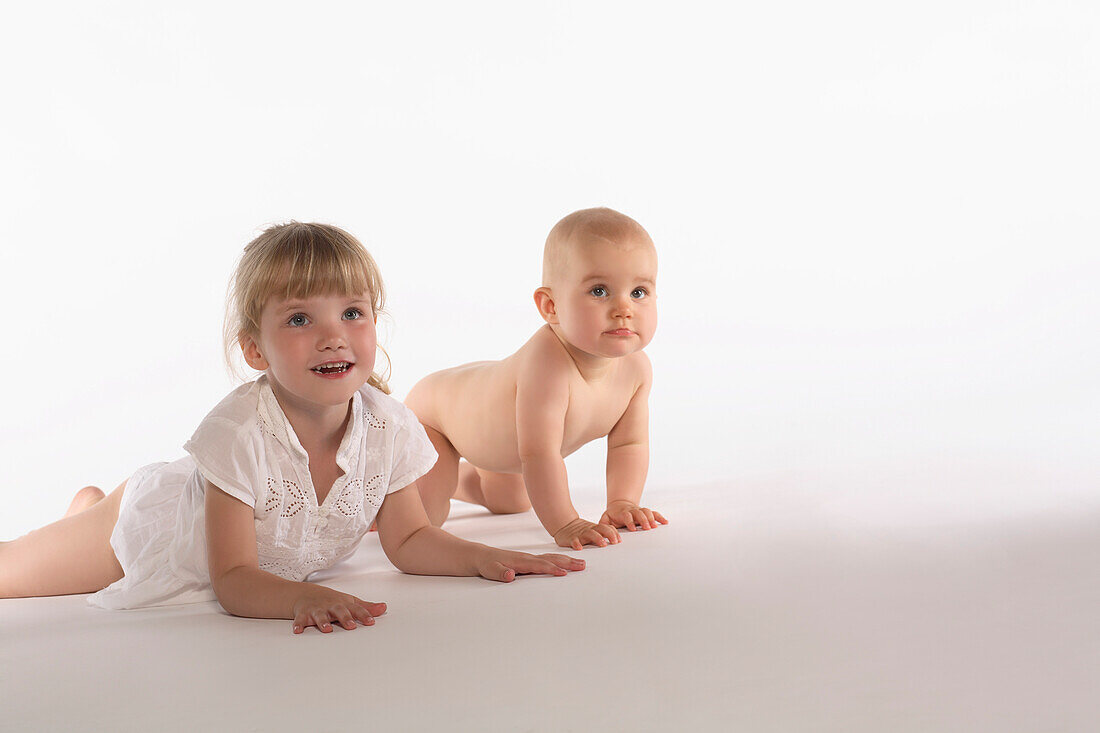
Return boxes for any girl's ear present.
[239,333,269,371]
[533,287,558,324]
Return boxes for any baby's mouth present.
[311,361,353,375]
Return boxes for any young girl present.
[0,222,583,633]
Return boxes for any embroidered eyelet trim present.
[265,478,306,517]
[264,479,281,514]
[364,474,385,507]
[364,409,387,430]
[334,479,364,517]
[259,560,296,579]
[258,411,279,440]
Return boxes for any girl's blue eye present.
[631,288,648,299]
[343,308,363,320]
[590,286,608,297]
[288,314,309,327]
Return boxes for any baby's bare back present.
[406,327,641,473]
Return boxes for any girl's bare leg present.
[416,426,461,526]
[455,465,531,515]
[64,485,106,518]
[0,481,126,598]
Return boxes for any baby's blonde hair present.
[224,222,391,393]
[542,207,653,286]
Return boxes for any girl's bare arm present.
[205,481,385,634]
[376,484,584,580]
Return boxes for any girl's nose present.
[611,295,633,319]
[317,323,348,350]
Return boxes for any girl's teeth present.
[314,362,350,373]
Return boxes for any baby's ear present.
[533,287,558,324]
[239,333,269,371]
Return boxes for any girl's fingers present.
[635,509,651,530]
[351,597,386,618]
[542,553,585,571]
[620,512,636,531]
[313,610,333,633]
[516,557,566,576]
[653,510,669,524]
[482,560,515,582]
[331,605,357,631]
[350,603,377,626]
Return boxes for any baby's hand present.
[291,585,387,635]
[600,500,669,532]
[476,549,586,582]
[553,517,621,551]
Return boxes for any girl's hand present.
[476,548,586,582]
[291,584,387,635]
[599,500,669,532]
[552,517,621,550]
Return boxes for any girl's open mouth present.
[311,361,353,375]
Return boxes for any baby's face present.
[550,235,657,359]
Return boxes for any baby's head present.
[536,207,658,358]
[224,222,390,393]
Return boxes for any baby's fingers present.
[616,511,637,532]
[631,508,655,530]
[586,524,618,547]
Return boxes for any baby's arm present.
[600,357,668,532]
[375,483,584,580]
[205,482,385,634]
[516,347,621,550]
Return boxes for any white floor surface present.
[2,475,1098,732]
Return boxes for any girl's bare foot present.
[64,486,105,518]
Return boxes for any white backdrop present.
[1,2,1097,539]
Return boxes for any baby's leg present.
[455,465,531,515]
[0,481,126,598]
[416,426,461,526]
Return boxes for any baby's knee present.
[485,494,532,515]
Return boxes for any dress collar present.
[256,375,363,471]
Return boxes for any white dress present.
[88,376,438,610]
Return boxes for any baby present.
[406,207,668,550]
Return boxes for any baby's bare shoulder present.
[620,350,653,389]
[515,326,573,372]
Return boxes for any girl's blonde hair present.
[224,222,391,393]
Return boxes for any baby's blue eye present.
[343,308,363,320]
[288,314,309,327]
[631,288,648,299]
[590,286,608,298]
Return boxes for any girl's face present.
[241,290,377,414]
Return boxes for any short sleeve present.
[387,403,438,493]
[184,415,260,508]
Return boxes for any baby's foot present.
[64,486,105,517]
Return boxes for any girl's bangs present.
[275,251,371,301]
